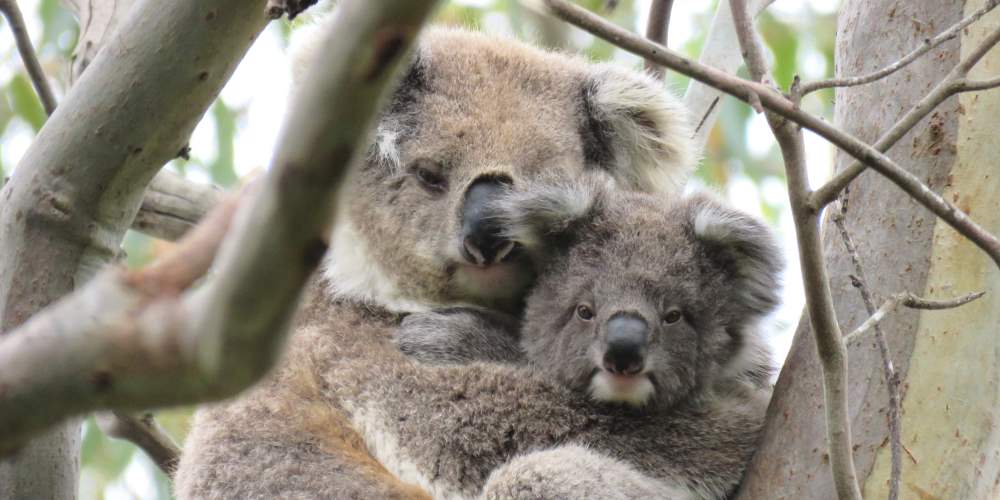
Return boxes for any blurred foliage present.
[0,0,838,498]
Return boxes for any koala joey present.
[175,24,698,500]
[342,181,783,499]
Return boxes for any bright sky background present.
[1,1,842,497]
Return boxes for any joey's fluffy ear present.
[488,178,607,252]
[582,65,697,196]
[685,194,783,320]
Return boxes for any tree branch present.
[0,0,439,454]
[0,0,271,493]
[844,291,985,343]
[729,1,862,497]
[95,411,180,474]
[957,75,1000,92]
[644,0,673,78]
[21,0,224,466]
[133,171,223,242]
[682,0,775,149]
[798,0,1000,96]
[0,0,57,115]
[831,204,901,500]
[541,0,1000,270]
[809,24,1000,209]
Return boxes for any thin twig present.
[541,0,1000,270]
[844,291,985,343]
[644,0,673,78]
[809,24,1000,209]
[96,411,181,474]
[958,75,1000,92]
[0,0,57,115]
[729,1,862,498]
[798,0,1000,95]
[831,205,901,500]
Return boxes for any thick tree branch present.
[644,0,673,78]
[19,0,223,463]
[798,0,1000,96]
[0,0,270,493]
[809,24,1000,209]
[729,1,862,498]
[133,171,223,242]
[831,205,902,500]
[542,0,1000,270]
[95,411,180,474]
[0,0,438,454]
[0,0,57,115]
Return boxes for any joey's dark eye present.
[410,160,447,193]
[576,304,594,321]
[662,309,682,325]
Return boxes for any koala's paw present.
[396,308,523,365]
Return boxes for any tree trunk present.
[738,1,1000,497]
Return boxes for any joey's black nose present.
[460,176,516,266]
[603,314,648,376]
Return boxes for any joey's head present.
[292,26,695,312]
[497,183,783,411]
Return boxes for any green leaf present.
[7,74,47,131]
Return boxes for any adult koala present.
[174,22,695,499]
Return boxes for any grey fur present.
[175,24,699,500]
[384,185,782,499]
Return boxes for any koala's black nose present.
[460,176,515,266]
[603,314,648,376]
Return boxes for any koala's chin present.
[588,371,656,407]
[448,250,535,310]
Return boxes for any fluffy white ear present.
[686,193,783,318]
[583,65,698,196]
[489,178,609,251]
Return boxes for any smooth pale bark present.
[0,0,269,496]
[738,1,1000,498]
[61,0,137,82]
[135,171,223,241]
[864,1,1000,496]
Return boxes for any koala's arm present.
[395,307,526,365]
[482,444,696,500]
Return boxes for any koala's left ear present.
[685,194,784,319]
[582,65,698,196]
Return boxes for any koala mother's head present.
[294,27,694,312]
[495,183,782,412]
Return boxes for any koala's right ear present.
[489,179,607,252]
[684,194,784,320]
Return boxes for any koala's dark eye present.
[410,160,447,193]
[576,304,594,321]
[662,309,683,325]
